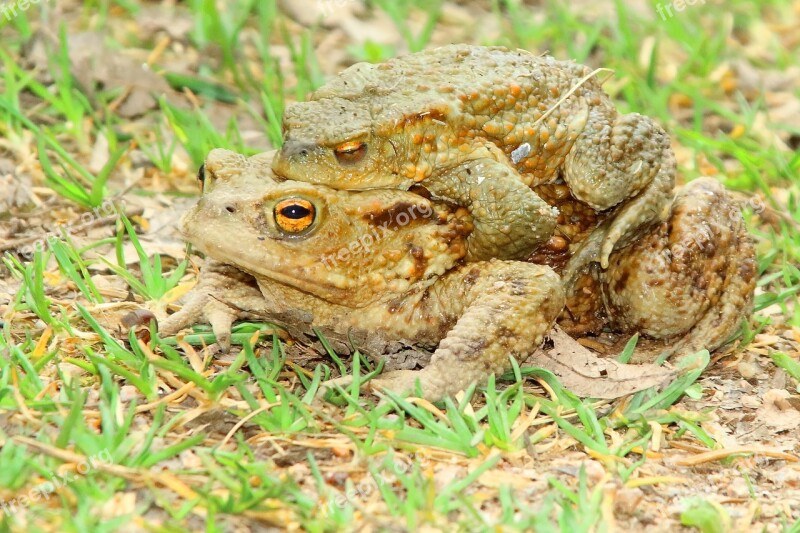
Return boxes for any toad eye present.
[274,198,316,234]
[334,141,367,165]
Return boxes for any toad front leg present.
[159,259,273,351]
[425,144,558,261]
[364,261,565,401]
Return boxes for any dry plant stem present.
[672,446,799,466]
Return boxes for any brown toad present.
[160,149,565,400]
[273,44,676,269]
[160,150,755,401]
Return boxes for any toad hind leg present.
[368,261,565,401]
[602,178,757,357]
[564,111,676,268]
[426,149,557,261]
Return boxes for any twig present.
[672,446,798,466]
[530,67,614,128]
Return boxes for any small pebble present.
[615,487,644,515]
[737,360,760,379]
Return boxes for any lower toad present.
[160,150,756,401]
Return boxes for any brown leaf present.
[23,30,171,117]
[278,0,362,28]
[524,326,678,399]
[121,309,158,344]
[84,302,144,326]
[0,161,34,213]
[756,389,800,432]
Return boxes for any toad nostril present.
[282,141,316,160]
[225,206,236,213]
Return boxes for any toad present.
[161,149,565,400]
[160,150,755,401]
[273,44,676,271]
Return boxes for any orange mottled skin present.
[274,44,676,271]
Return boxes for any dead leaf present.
[84,302,146,335]
[524,326,678,399]
[278,0,363,28]
[99,491,137,522]
[23,30,172,118]
[135,5,194,41]
[756,389,800,432]
[478,467,539,490]
[88,134,111,175]
[0,161,34,213]
[0,276,21,313]
[338,7,404,46]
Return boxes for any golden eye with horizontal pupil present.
[334,141,367,165]
[274,198,316,233]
